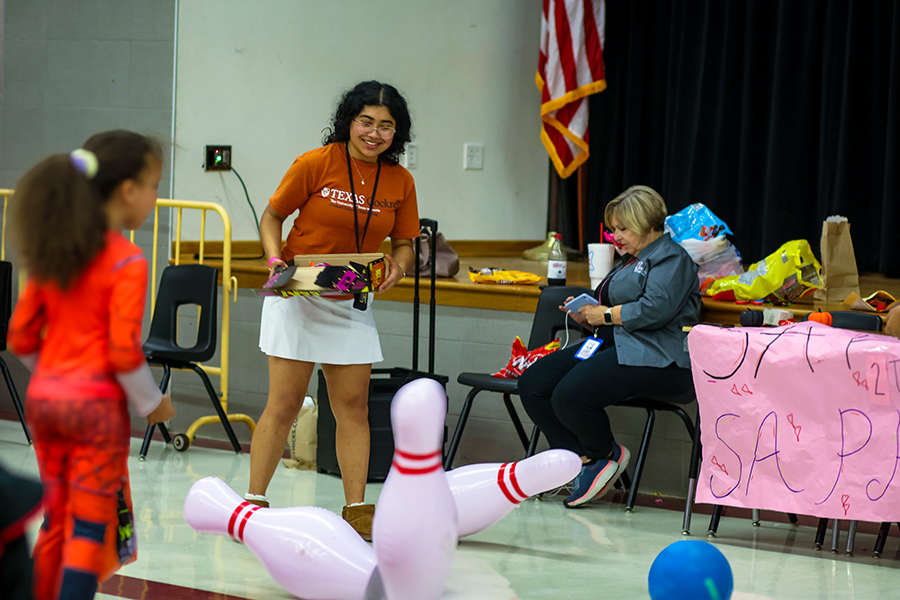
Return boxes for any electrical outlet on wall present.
[205,145,232,171]
[463,143,484,170]
[406,143,418,169]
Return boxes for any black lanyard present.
[345,143,381,253]
[597,254,637,301]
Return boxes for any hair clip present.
[70,149,99,179]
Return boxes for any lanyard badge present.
[575,337,602,360]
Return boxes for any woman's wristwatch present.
[604,307,613,325]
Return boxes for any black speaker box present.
[316,368,449,481]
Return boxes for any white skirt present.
[259,294,383,365]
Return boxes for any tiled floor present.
[2,417,899,600]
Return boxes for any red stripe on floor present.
[98,574,254,600]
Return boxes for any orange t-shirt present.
[269,143,421,260]
[8,231,149,400]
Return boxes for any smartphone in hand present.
[563,293,599,312]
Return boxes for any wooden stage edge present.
[174,240,900,323]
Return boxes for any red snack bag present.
[492,337,560,379]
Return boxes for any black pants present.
[518,337,694,461]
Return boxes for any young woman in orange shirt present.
[250,81,420,541]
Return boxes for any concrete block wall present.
[0,0,176,440]
[1,0,176,192]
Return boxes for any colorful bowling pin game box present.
[258,253,386,298]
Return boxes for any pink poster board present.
[688,322,900,522]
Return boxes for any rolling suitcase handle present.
[412,218,439,374]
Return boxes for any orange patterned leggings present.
[27,397,132,600]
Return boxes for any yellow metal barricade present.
[0,189,27,296]
[1,190,10,259]
[140,199,255,446]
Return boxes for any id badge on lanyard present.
[575,337,603,360]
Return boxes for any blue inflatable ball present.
[648,540,733,600]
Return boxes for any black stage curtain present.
[577,0,900,276]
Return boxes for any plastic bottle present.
[547,233,567,286]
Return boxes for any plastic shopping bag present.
[665,204,743,284]
[665,203,733,243]
[705,240,822,303]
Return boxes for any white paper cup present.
[588,243,615,283]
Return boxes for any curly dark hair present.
[13,130,162,288]
[322,81,412,165]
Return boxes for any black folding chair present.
[139,264,241,459]
[443,286,586,470]
[0,261,30,444]
[616,390,700,535]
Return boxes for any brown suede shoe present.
[342,503,375,541]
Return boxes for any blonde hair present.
[604,185,667,237]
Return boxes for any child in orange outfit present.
[7,130,175,600]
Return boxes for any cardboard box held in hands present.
[258,253,386,298]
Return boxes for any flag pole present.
[577,163,587,251]
[549,163,559,233]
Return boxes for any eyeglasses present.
[353,119,396,139]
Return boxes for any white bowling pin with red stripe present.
[447,448,582,537]
[372,378,458,600]
[183,477,383,600]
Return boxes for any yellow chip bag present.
[468,267,543,285]
[705,239,822,303]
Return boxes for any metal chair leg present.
[190,364,241,454]
[625,409,656,513]
[845,520,858,556]
[158,422,172,444]
[139,365,173,460]
[708,504,724,537]
[683,417,702,535]
[0,357,30,444]
[830,519,841,553]
[752,509,760,526]
[502,393,531,451]
[525,425,541,458]
[139,424,156,460]
[873,522,892,558]
[659,404,701,534]
[444,387,481,470]
[814,518,829,550]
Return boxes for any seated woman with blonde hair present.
[519,185,701,508]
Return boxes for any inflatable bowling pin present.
[183,477,383,600]
[448,448,582,537]
[372,378,458,600]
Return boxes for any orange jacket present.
[9,232,148,400]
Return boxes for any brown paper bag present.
[282,398,317,470]
[813,219,860,302]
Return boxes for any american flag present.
[537,0,606,178]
